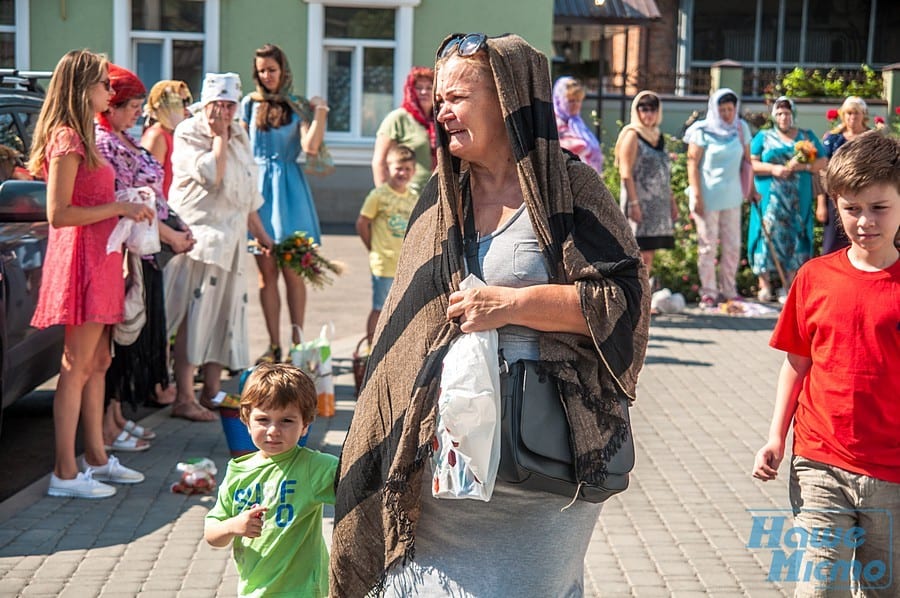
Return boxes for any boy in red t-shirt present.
[753,131,900,596]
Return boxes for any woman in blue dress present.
[242,43,330,363]
[748,97,826,301]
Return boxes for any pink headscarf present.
[553,76,603,173]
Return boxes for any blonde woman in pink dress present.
[28,50,154,499]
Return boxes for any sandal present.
[105,430,151,452]
[255,345,282,365]
[124,420,156,441]
[171,401,217,422]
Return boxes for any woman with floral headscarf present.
[241,43,329,363]
[371,66,435,192]
[142,79,193,198]
[748,96,827,301]
[684,88,753,306]
[614,90,677,283]
[96,64,196,443]
[553,76,603,173]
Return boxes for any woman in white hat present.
[164,72,274,421]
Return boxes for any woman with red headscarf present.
[371,66,435,192]
[96,64,197,433]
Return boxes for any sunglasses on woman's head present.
[637,103,658,113]
[439,33,488,59]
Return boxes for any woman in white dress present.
[164,72,273,421]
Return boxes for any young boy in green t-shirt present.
[205,363,338,597]
[356,144,418,344]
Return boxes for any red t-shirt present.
[771,249,900,483]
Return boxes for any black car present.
[0,70,62,430]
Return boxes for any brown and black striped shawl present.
[330,34,651,597]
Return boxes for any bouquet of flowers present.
[793,140,817,164]
[274,231,343,288]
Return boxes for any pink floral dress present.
[30,126,123,328]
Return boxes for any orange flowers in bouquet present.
[793,140,817,164]
[275,231,343,288]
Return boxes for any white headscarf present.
[685,87,741,142]
[200,72,242,106]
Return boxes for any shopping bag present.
[431,274,501,501]
[289,324,335,417]
[106,186,160,255]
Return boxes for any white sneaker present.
[48,471,116,499]
[777,288,788,305]
[82,455,145,484]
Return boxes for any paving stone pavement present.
[0,233,800,597]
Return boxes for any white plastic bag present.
[106,186,160,255]
[432,274,501,501]
[290,324,335,417]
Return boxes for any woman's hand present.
[447,285,516,333]
[815,195,828,223]
[771,164,793,179]
[120,202,155,222]
[627,201,643,223]
[207,104,231,138]
[170,230,196,254]
[308,96,329,112]
[691,194,705,218]
[670,193,679,222]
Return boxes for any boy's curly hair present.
[239,363,317,426]
[825,130,900,198]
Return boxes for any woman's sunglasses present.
[438,33,488,59]
[99,78,113,92]
[637,103,658,113]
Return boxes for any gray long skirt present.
[383,475,602,597]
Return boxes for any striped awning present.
[554,0,662,25]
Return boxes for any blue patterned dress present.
[241,97,321,244]
[747,128,825,276]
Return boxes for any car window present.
[0,112,24,154]
[14,111,37,155]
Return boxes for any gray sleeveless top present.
[475,203,549,363]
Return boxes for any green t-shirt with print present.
[206,446,338,597]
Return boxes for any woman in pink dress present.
[28,50,155,499]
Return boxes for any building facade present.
[3,0,552,223]
[554,0,900,98]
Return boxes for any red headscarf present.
[97,64,147,131]
[400,66,435,169]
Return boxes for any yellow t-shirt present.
[359,183,417,277]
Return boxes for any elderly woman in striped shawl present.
[331,34,650,597]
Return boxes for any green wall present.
[413,1,553,67]
[29,0,114,71]
[219,0,308,95]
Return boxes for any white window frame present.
[305,0,419,165]
[1,0,29,69]
[113,0,219,76]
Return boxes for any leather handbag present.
[496,356,634,503]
